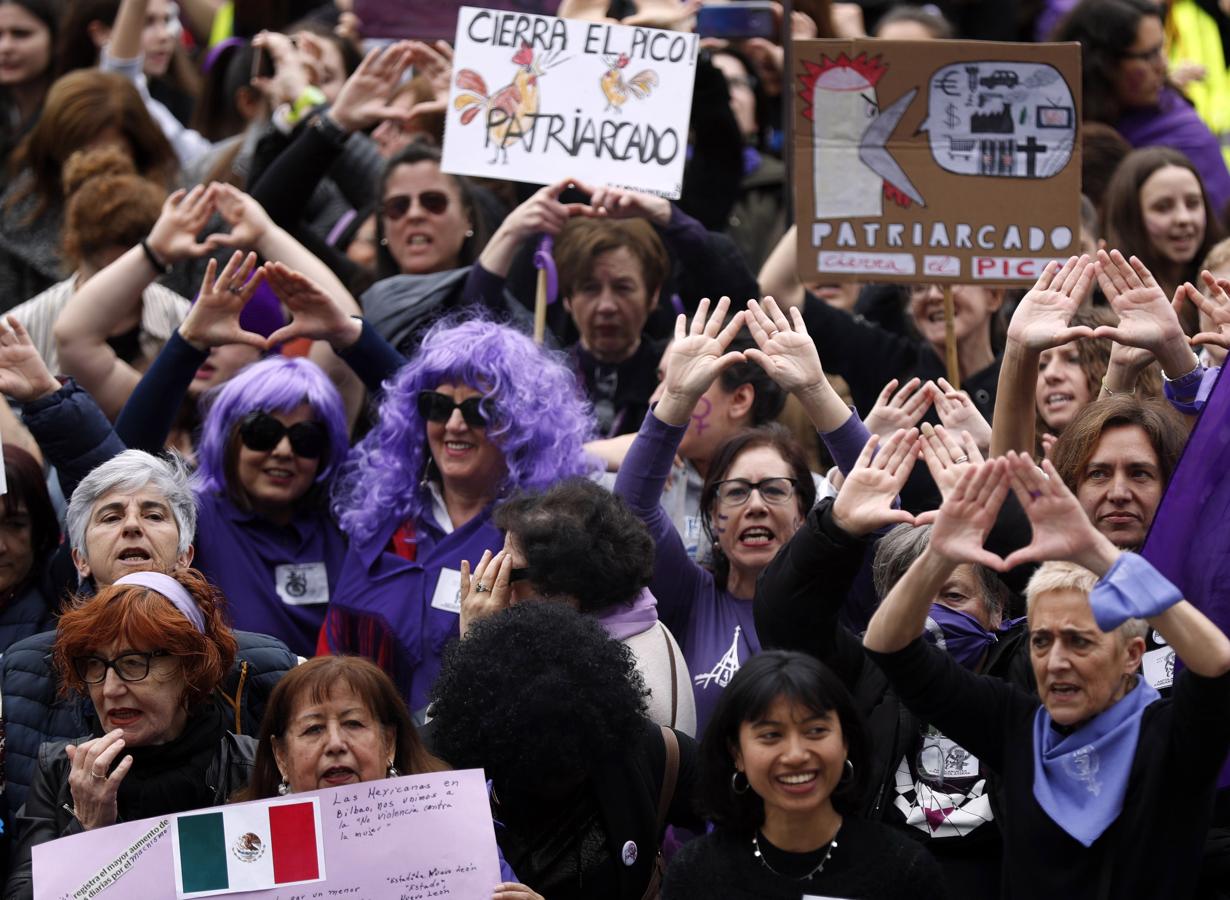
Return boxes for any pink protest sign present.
[32,769,499,900]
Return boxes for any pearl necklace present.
[752,831,838,881]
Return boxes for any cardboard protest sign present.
[33,769,499,900]
[442,7,699,198]
[354,0,557,42]
[793,39,1082,285]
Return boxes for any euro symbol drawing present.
[938,72,961,96]
[944,103,960,127]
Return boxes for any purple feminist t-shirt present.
[615,412,765,733]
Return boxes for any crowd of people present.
[0,0,1226,897]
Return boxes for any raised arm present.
[757,225,804,311]
[989,255,1095,458]
[743,295,852,433]
[53,185,214,419]
[1000,453,1230,677]
[477,178,594,279]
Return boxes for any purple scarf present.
[923,605,1023,670]
[597,588,659,641]
[1032,677,1160,847]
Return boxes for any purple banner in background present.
[1141,364,1230,786]
[355,0,561,42]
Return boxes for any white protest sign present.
[33,769,500,900]
[443,7,699,197]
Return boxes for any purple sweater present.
[1117,88,1230,217]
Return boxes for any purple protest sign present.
[32,769,500,899]
[354,0,559,42]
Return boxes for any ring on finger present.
[90,770,106,781]
[474,583,490,594]
[227,285,244,295]
[953,455,970,464]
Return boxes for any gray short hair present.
[1025,560,1148,643]
[871,523,1008,622]
[66,450,196,558]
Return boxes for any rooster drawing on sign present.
[454,42,546,164]
[600,54,658,113]
[797,52,924,218]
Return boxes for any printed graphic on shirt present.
[430,568,463,614]
[1142,646,1176,691]
[274,561,329,606]
[894,725,993,839]
[694,625,743,689]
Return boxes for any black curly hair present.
[430,603,649,799]
[492,478,654,613]
[697,651,870,833]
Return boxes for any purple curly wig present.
[194,356,350,497]
[333,318,598,544]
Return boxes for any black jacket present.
[4,730,257,900]
[754,498,1034,898]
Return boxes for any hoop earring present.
[839,759,854,785]
[730,770,750,795]
[464,228,474,238]
[379,237,388,246]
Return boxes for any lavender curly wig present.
[194,356,350,498]
[333,318,598,544]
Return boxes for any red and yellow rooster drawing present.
[600,54,658,113]
[454,43,543,163]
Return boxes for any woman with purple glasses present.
[326,317,597,712]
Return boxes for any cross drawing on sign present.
[1019,136,1047,177]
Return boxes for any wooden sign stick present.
[534,268,547,345]
[944,284,959,389]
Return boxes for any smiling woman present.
[187,355,351,657]
[662,651,947,899]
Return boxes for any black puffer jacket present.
[0,629,295,813]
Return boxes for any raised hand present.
[927,459,1010,570]
[918,422,983,502]
[204,183,275,252]
[864,377,932,439]
[0,316,59,402]
[1001,452,1120,575]
[1180,270,1230,350]
[499,179,594,240]
[145,184,215,264]
[830,429,923,537]
[459,548,513,636]
[654,297,745,426]
[1094,249,1199,377]
[577,178,672,227]
[407,40,453,98]
[263,261,361,350]
[622,0,703,28]
[64,730,132,830]
[1005,254,1096,350]
[329,41,416,133]
[931,378,991,451]
[743,296,824,394]
[178,252,269,351]
[249,31,310,105]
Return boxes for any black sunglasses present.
[417,391,487,428]
[239,412,328,459]
[380,191,450,220]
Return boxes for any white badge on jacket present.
[274,561,329,605]
[431,568,463,614]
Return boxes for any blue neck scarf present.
[923,605,1024,670]
[1031,676,1160,846]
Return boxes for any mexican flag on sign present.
[172,797,326,898]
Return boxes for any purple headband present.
[113,572,206,634]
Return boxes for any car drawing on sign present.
[979,70,1019,89]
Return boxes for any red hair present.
[54,568,236,708]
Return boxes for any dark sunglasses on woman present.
[416,391,487,428]
[239,412,328,459]
[380,191,450,220]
